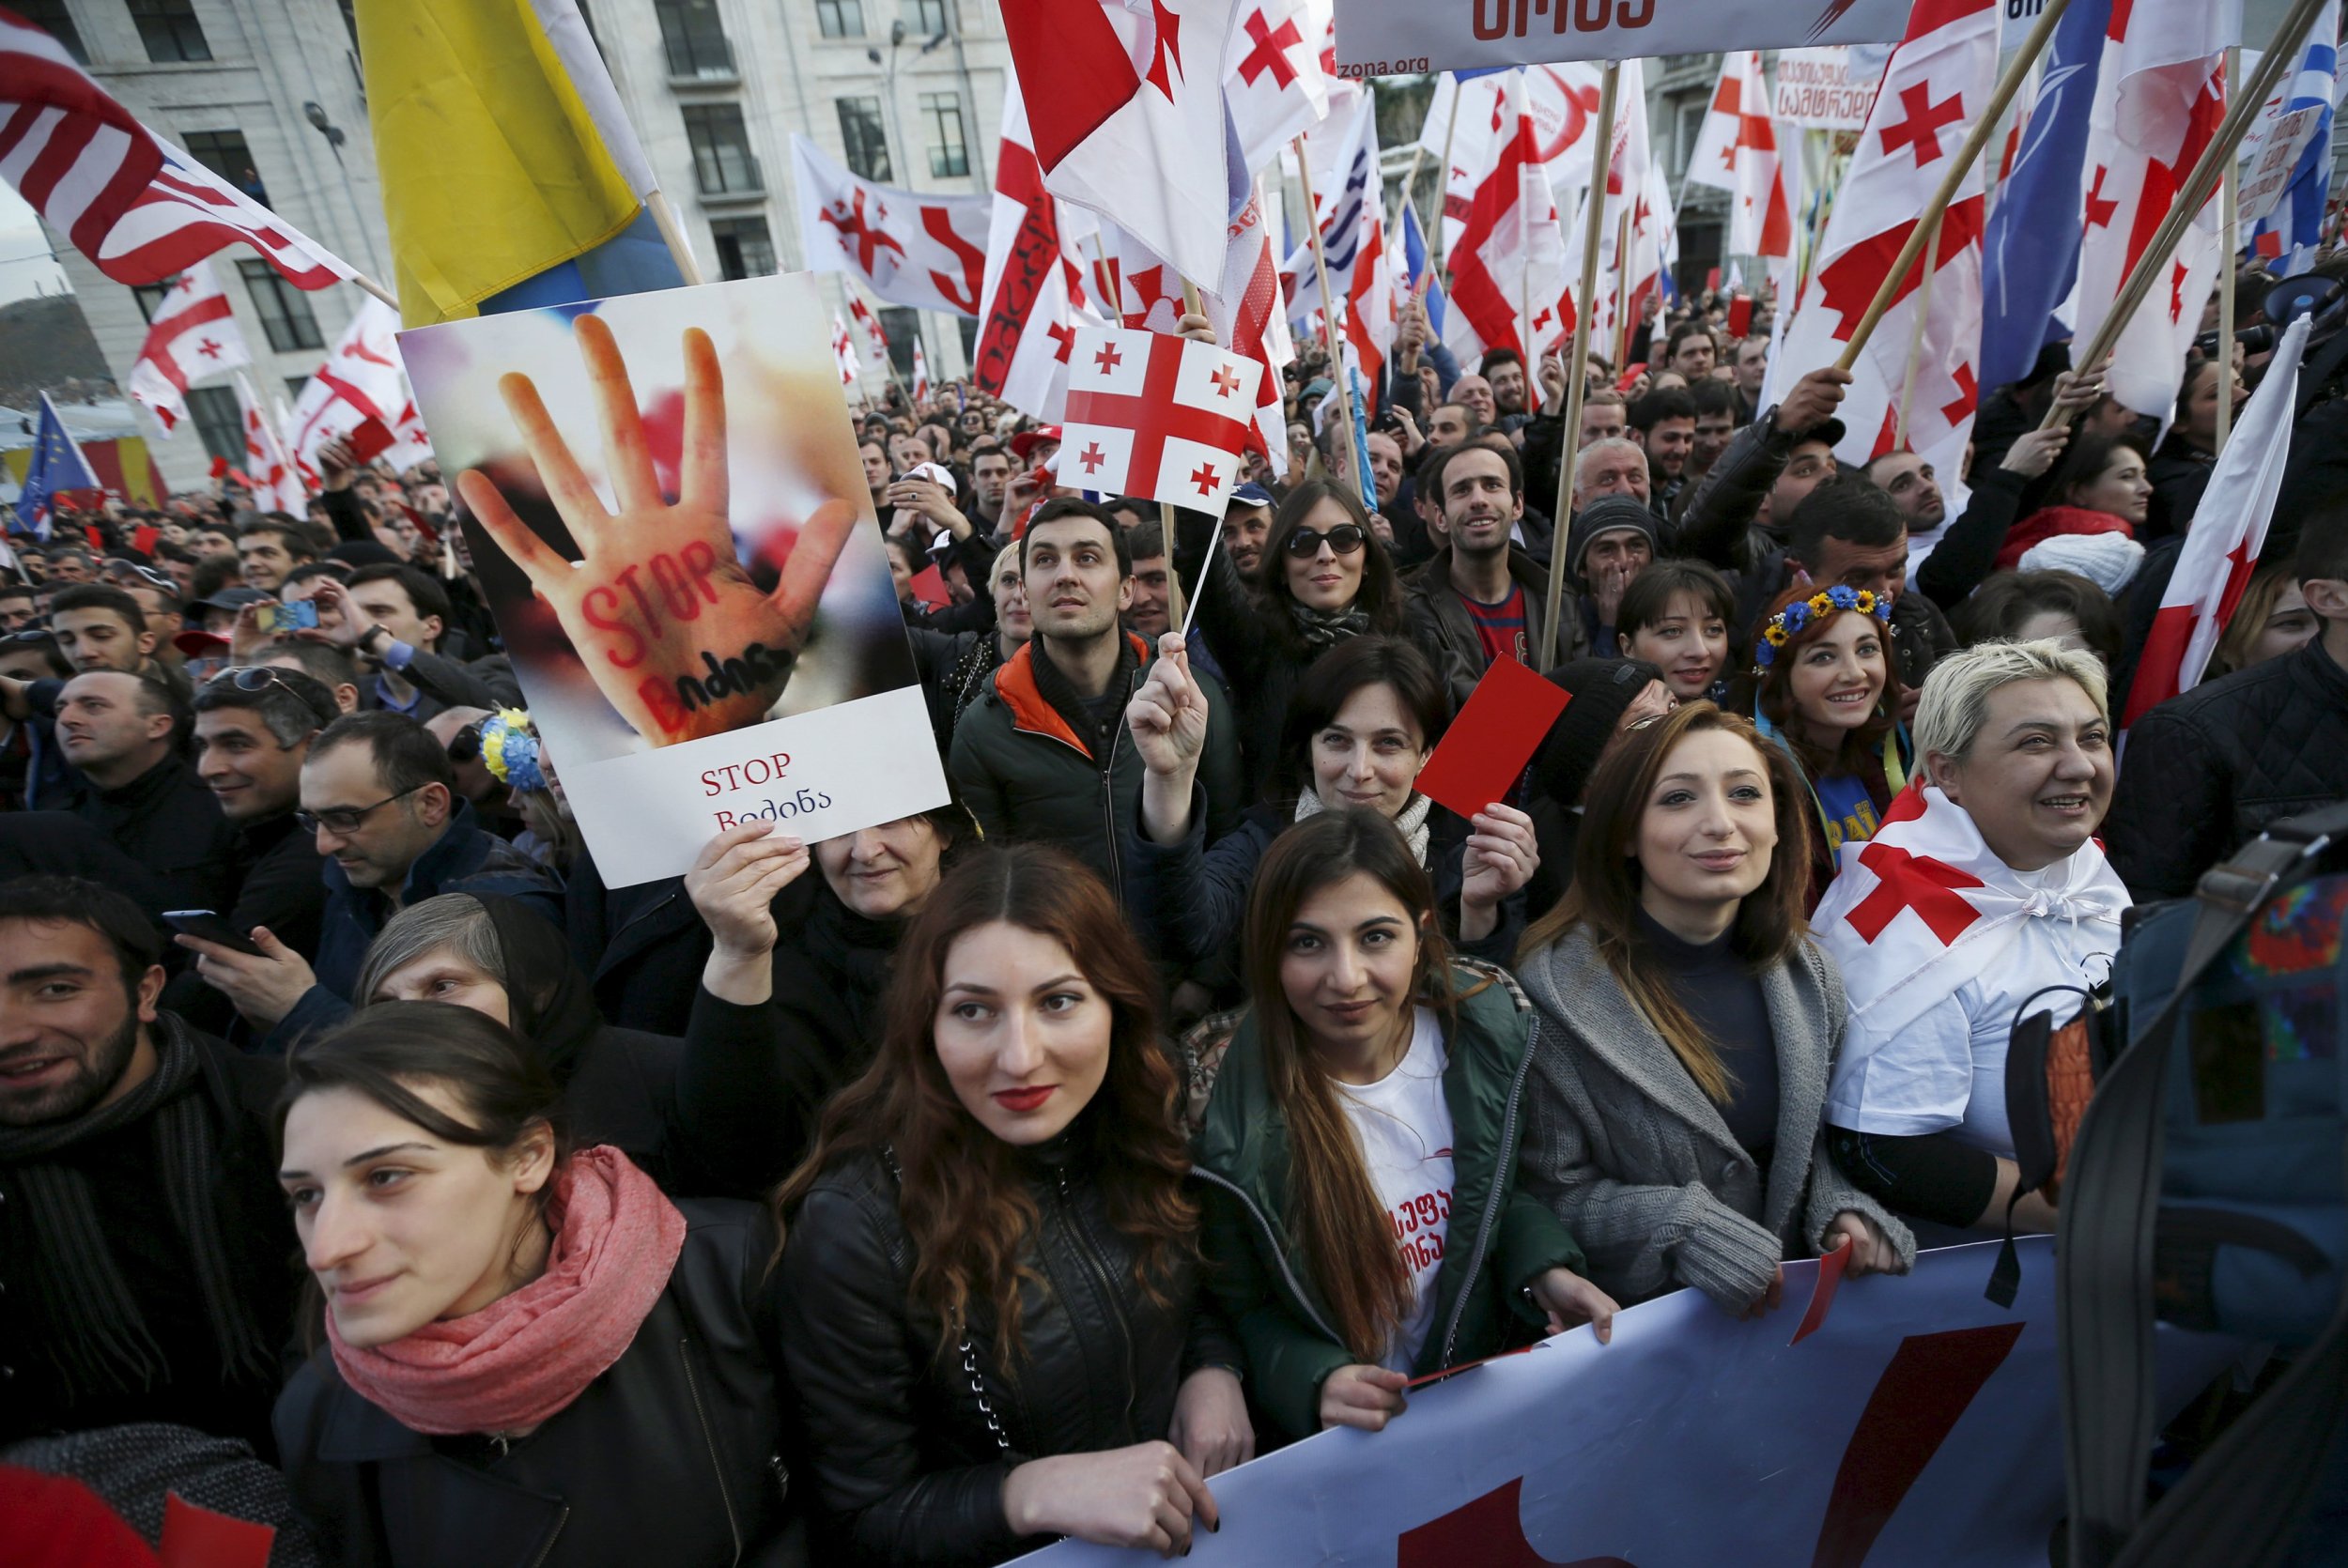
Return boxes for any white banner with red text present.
[1018,1239,2242,1567]
[1329,0,1911,79]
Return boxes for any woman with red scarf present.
[270,1003,804,1567]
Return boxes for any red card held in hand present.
[1727,293,1754,339]
[907,562,950,607]
[1412,658,1568,822]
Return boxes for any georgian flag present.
[791,136,993,317]
[2123,314,2309,726]
[286,298,409,486]
[974,82,1105,422]
[235,371,307,515]
[1686,51,1794,263]
[848,293,890,368]
[126,257,251,438]
[913,338,931,404]
[1444,69,1574,362]
[1058,325,1262,518]
[830,310,860,388]
[1224,0,1328,175]
[1811,783,2128,1043]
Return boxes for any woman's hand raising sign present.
[455,315,859,747]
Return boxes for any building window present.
[815,0,863,38]
[880,306,919,376]
[903,0,949,36]
[15,1,87,63]
[682,104,762,195]
[920,92,967,178]
[239,260,324,353]
[836,98,891,181]
[179,130,259,196]
[284,377,309,403]
[132,281,178,325]
[129,0,211,63]
[185,386,242,467]
[654,0,734,77]
[710,217,776,280]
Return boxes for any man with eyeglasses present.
[53,670,237,913]
[192,667,341,962]
[178,711,560,1049]
[1404,440,1577,710]
[949,499,1239,895]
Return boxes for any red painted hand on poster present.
[456,315,859,746]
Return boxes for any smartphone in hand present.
[255,600,319,635]
[162,911,265,958]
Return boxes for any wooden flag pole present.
[1540,59,1620,670]
[2036,0,2329,430]
[645,189,707,286]
[1388,143,1427,247]
[1431,85,1464,272]
[2216,44,2241,453]
[349,273,400,311]
[1085,235,1120,321]
[1894,208,1944,451]
[1833,0,2076,373]
[1294,134,1363,498]
[1612,204,1635,372]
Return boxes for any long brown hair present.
[1242,808,1458,1364]
[1743,582,1895,780]
[1519,703,1813,1102]
[770,844,1194,1364]
[1259,480,1405,643]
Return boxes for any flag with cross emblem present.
[1058,325,1262,518]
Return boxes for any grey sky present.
[0,182,70,304]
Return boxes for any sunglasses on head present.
[1283,523,1368,559]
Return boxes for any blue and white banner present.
[1020,1240,2242,1566]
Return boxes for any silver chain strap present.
[960,1338,1012,1454]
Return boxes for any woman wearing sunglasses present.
[1124,635,1537,972]
[1171,480,1405,801]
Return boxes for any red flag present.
[1447,71,1573,361]
[975,82,1101,421]
[1058,324,1261,516]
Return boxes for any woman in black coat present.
[776,844,1249,1566]
[272,1004,803,1567]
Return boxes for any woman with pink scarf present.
[270,1003,804,1567]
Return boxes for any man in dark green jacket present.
[948,500,1243,896]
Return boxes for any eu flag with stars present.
[15,392,98,540]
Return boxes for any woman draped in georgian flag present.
[1817,641,2130,1242]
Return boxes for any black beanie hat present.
[1534,656,1664,807]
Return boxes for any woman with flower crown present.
[1737,580,1912,904]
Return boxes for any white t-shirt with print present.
[1334,1007,1455,1374]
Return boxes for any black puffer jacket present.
[2104,636,2348,900]
[274,1202,805,1568]
[777,1141,1237,1568]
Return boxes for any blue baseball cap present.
[1230,482,1274,509]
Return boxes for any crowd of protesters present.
[3,257,2345,1566]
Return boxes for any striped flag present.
[2123,314,2309,727]
[126,259,251,438]
[912,339,931,404]
[0,11,357,289]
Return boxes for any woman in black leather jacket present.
[775,844,1250,1565]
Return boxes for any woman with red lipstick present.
[1188,809,1614,1444]
[1738,581,1912,900]
[1514,703,1911,1316]
[271,1003,805,1567]
[774,845,1248,1565]
[1125,635,1538,971]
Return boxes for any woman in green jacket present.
[1188,808,1615,1444]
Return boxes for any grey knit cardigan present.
[1515,925,1917,1311]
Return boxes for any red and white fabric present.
[0,13,355,289]
[1815,782,2128,1154]
[2124,313,2308,726]
[382,397,433,476]
[1001,0,1241,286]
[234,371,307,515]
[912,339,931,404]
[1422,66,1604,284]
[829,311,860,388]
[1444,70,1574,362]
[1224,0,1329,175]
[847,293,890,368]
[1778,0,1999,519]
[790,136,993,317]
[975,83,1108,422]
[1207,181,1293,477]
[1058,324,1262,517]
[1288,92,1394,404]
[1574,60,1678,365]
[2074,0,2235,422]
[125,258,250,438]
[284,299,409,486]
[1687,51,1795,264]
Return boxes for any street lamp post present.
[301,100,387,283]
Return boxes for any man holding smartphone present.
[190,667,341,963]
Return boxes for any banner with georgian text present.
[1329,0,1910,79]
[1019,1240,2242,1567]
[399,274,947,886]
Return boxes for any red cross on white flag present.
[1224,0,1328,174]
[126,256,251,438]
[1685,51,1794,262]
[234,370,307,514]
[2073,0,2235,422]
[1059,325,1262,517]
[791,136,993,317]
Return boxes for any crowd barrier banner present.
[1327,0,1910,80]
[1019,1239,2243,1566]
[400,273,948,887]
